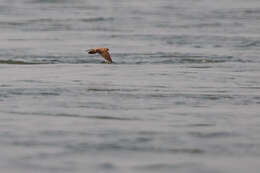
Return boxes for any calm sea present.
[0,0,260,172]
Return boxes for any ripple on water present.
[0,60,39,64]
[188,131,235,138]
[65,142,204,154]
[97,162,117,170]
[0,52,237,65]
[187,123,216,127]
[6,111,139,121]
[6,88,61,96]
[134,162,203,172]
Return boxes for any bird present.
[87,48,113,63]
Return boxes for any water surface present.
[1,0,260,172]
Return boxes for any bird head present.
[87,49,96,54]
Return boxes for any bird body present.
[88,48,113,63]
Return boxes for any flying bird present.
[87,48,113,63]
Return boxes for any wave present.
[0,53,238,65]
[238,40,260,48]
[80,17,114,23]
[5,111,139,121]
[0,17,114,25]
[0,60,40,64]
[31,0,69,3]
[113,53,235,64]
[0,16,114,32]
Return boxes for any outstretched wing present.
[99,51,112,63]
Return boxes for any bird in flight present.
[87,48,113,63]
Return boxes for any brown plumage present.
[88,48,113,63]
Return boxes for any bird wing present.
[99,51,112,63]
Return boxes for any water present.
[1,0,260,172]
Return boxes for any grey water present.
[1,0,260,172]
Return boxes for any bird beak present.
[86,49,93,53]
